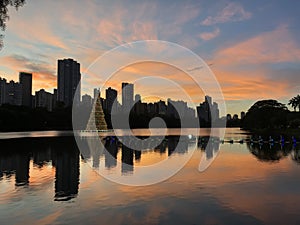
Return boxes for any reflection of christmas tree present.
[86,94,107,130]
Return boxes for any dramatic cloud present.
[201,2,251,26]
[215,25,300,65]
[1,0,299,114]
[1,54,56,92]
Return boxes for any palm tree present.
[288,95,300,112]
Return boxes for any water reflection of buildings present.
[121,145,134,174]
[168,136,189,156]
[0,138,80,201]
[81,136,192,175]
[104,139,118,168]
[0,151,30,186]
[52,149,80,201]
[197,137,221,160]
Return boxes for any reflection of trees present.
[247,142,292,162]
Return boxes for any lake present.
[0,128,299,225]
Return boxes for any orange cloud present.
[0,54,57,93]
[32,72,56,93]
[208,25,300,101]
[215,25,300,65]
[213,68,291,100]
[100,62,205,104]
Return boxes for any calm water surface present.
[0,128,299,225]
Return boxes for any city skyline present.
[0,71,280,120]
[0,1,299,115]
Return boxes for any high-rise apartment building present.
[57,58,81,106]
[19,72,32,107]
[106,87,117,114]
[122,82,134,112]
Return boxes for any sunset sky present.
[0,0,299,115]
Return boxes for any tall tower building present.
[19,72,32,107]
[122,82,134,112]
[93,88,100,101]
[205,95,212,106]
[57,58,81,107]
[0,77,6,105]
[106,87,117,114]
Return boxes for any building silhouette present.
[158,100,167,115]
[106,87,118,114]
[6,80,22,106]
[57,58,81,107]
[93,88,100,100]
[135,94,141,102]
[167,99,192,119]
[82,94,92,108]
[0,77,6,104]
[35,89,54,111]
[197,95,219,124]
[0,77,22,106]
[211,102,220,120]
[19,72,32,107]
[122,82,134,112]
[52,89,57,108]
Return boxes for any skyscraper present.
[93,88,100,100]
[197,95,219,124]
[106,87,117,114]
[122,82,134,112]
[19,72,32,107]
[0,77,6,105]
[57,58,81,107]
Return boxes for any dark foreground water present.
[0,128,300,225]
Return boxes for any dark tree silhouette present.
[288,94,300,112]
[0,0,26,49]
[242,99,288,129]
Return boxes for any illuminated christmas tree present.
[86,94,107,131]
